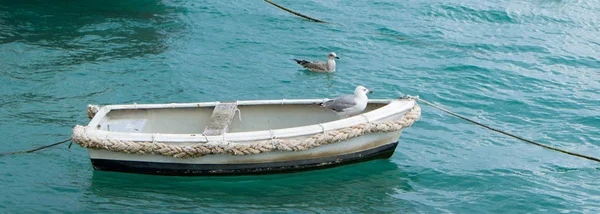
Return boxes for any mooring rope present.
[264,0,328,23]
[416,97,600,163]
[262,1,594,162]
[263,0,484,56]
[0,138,72,157]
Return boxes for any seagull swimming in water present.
[319,85,373,117]
[294,52,339,73]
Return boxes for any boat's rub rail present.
[71,103,421,158]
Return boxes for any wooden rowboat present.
[72,98,420,176]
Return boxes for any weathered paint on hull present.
[90,141,398,176]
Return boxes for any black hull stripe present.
[91,142,398,176]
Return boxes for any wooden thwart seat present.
[203,102,238,136]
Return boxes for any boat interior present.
[97,103,388,134]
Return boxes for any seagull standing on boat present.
[319,85,373,117]
[294,52,339,73]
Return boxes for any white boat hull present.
[74,99,420,176]
[89,132,402,175]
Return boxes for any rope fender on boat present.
[71,100,421,158]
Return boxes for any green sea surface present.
[1,0,599,213]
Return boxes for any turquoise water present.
[1,0,599,212]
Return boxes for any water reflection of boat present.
[85,160,417,212]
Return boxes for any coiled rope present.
[416,97,600,163]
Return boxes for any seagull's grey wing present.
[302,61,328,72]
[322,95,356,112]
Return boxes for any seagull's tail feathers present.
[315,99,332,107]
[293,59,310,66]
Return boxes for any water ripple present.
[1,0,599,213]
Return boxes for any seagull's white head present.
[354,85,373,96]
[328,52,339,59]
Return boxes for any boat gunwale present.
[83,99,415,143]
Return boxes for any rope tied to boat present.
[70,100,421,158]
[0,138,72,157]
[414,97,600,163]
